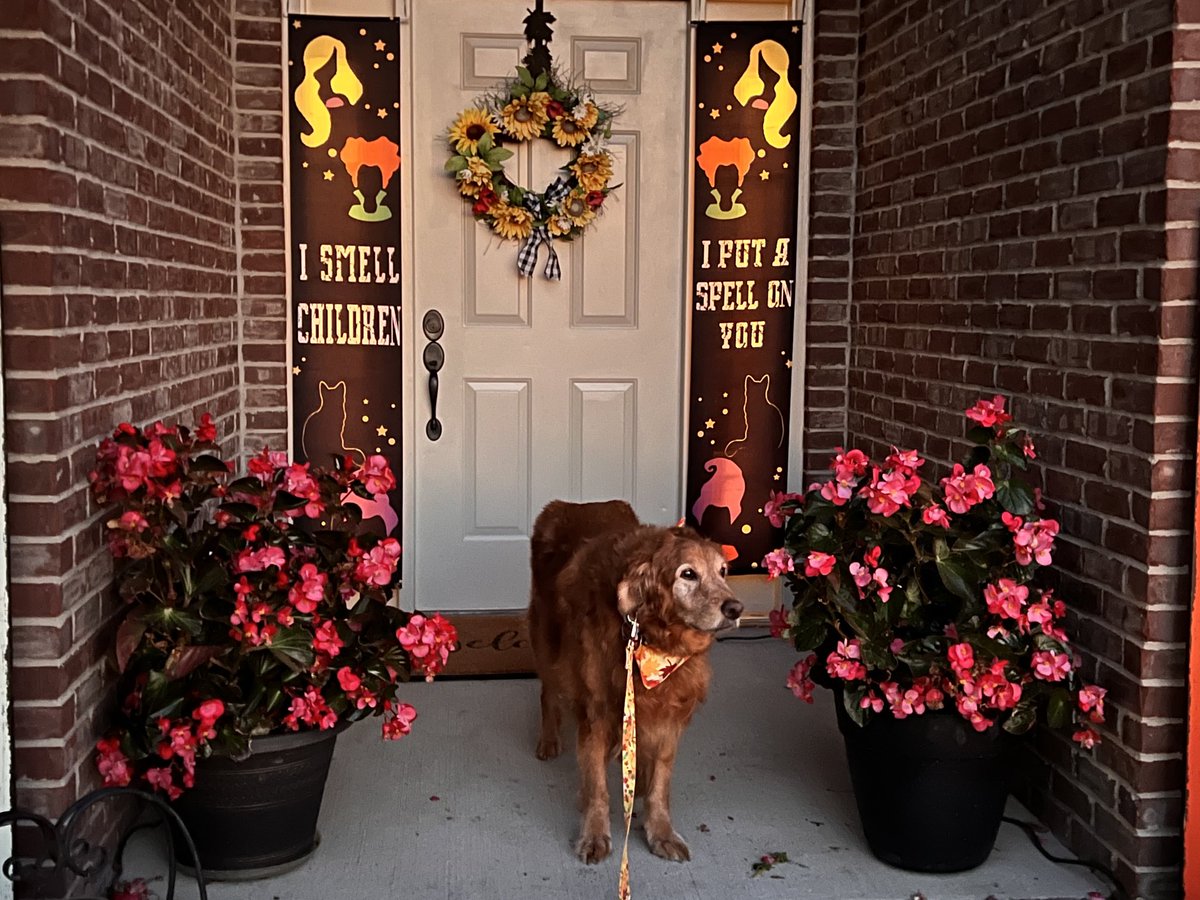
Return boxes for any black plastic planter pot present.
[171,726,343,881]
[834,696,1010,873]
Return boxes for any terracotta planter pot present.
[834,695,1011,872]
[171,726,343,880]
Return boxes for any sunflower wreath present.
[445,66,620,280]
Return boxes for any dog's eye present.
[679,567,698,581]
[719,565,728,578]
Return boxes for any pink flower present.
[355,455,396,496]
[831,448,869,478]
[288,562,328,613]
[1013,518,1059,566]
[337,666,362,693]
[353,537,402,586]
[112,511,149,532]
[248,447,289,481]
[1032,650,1071,682]
[819,478,855,506]
[764,490,803,527]
[947,642,974,676]
[1078,684,1107,723]
[111,878,154,900]
[382,700,418,740]
[826,640,868,681]
[860,691,884,714]
[922,505,951,528]
[984,578,1029,620]
[1022,434,1037,459]
[804,551,836,578]
[145,765,182,800]
[859,467,920,517]
[396,613,458,680]
[786,654,818,703]
[940,463,996,514]
[195,412,217,443]
[284,686,338,731]
[763,548,795,580]
[192,699,224,739]
[965,395,1012,429]
[282,463,323,517]
[313,619,343,657]
[96,737,133,787]
[1073,727,1101,749]
[884,446,924,475]
[234,545,287,573]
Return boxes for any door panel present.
[410,0,688,613]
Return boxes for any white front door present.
[407,0,689,611]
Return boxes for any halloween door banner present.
[685,21,802,574]
[288,16,403,543]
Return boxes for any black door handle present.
[423,340,444,441]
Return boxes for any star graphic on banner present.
[705,418,716,429]
[774,474,781,481]
[376,425,388,436]
[792,25,800,32]
[709,108,720,119]
[374,39,386,51]
[323,170,334,180]
[759,170,770,181]
[786,359,793,368]
[376,107,388,119]
[292,19,301,28]
[712,42,723,54]
[292,366,301,375]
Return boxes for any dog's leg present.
[574,716,613,863]
[639,721,690,862]
[536,683,563,760]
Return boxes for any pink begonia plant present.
[764,396,1106,747]
[89,415,457,799]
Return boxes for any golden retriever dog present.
[528,499,743,864]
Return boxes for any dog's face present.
[618,527,743,632]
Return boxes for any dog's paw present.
[535,736,561,760]
[648,830,691,862]
[575,832,612,864]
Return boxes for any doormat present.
[442,612,535,676]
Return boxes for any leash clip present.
[625,614,640,647]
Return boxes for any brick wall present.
[852,0,1188,896]
[0,0,240,817]
[803,0,858,482]
[234,0,289,453]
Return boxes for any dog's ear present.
[617,561,655,617]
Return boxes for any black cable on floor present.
[1002,816,1126,900]
[715,632,776,641]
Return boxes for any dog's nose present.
[721,598,743,621]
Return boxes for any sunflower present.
[457,157,494,197]
[448,107,498,155]
[571,152,613,193]
[572,101,600,131]
[501,92,550,141]
[551,115,589,148]
[561,191,596,229]
[547,213,574,237]
[490,201,534,241]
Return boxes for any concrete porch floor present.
[131,636,1109,900]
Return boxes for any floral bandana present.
[619,620,691,899]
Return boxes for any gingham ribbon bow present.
[516,176,572,280]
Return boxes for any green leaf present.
[1003,698,1037,734]
[165,644,223,680]
[266,626,317,672]
[789,603,829,652]
[444,155,469,173]
[1046,688,1072,729]
[966,425,994,445]
[995,480,1035,516]
[516,66,533,87]
[859,640,893,671]
[486,147,514,163]
[533,71,548,91]
[935,555,977,603]
[476,132,494,154]
[842,686,868,727]
[900,579,924,620]
[141,671,186,720]
[189,454,229,474]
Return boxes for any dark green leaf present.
[935,555,977,603]
[1003,698,1037,734]
[266,627,317,672]
[966,425,995,445]
[189,454,229,473]
[1046,688,1072,729]
[444,155,469,173]
[141,671,186,720]
[115,611,149,673]
[516,66,533,87]
[995,480,1035,516]
[842,686,868,727]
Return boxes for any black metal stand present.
[0,786,207,899]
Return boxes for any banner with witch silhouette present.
[287,15,403,542]
[684,21,802,574]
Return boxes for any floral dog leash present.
[619,617,690,900]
